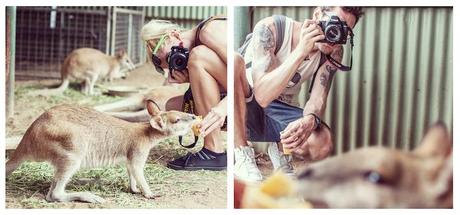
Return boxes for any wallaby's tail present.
[93,95,144,112]
[28,79,69,97]
[6,136,31,176]
[6,155,24,176]
[106,110,150,122]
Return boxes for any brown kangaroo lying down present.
[31,48,135,96]
[6,100,198,203]
[296,122,452,208]
[94,85,185,122]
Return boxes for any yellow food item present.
[282,145,292,155]
[241,171,312,208]
[259,171,294,198]
[191,116,203,136]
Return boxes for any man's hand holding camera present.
[295,20,325,58]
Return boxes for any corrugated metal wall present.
[245,7,453,154]
[144,6,227,29]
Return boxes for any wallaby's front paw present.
[143,192,161,199]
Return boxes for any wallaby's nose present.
[297,168,314,180]
[191,115,196,120]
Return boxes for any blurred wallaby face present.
[112,50,136,79]
[296,123,452,208]
[146,100,196,136]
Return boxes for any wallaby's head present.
[112,49,136,79]
[145,99,197,136]
[296,122,452,208]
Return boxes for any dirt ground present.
[5,64,227,209]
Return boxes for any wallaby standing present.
[295,122,452,208]
[6,100,197,203]
[32,48,136,96]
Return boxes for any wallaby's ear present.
[116,49,126,58]
[413,122,451,158]
[432,153,453,208]
[146,99,161,116]
[149,116,165,131]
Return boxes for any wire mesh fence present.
[15,6,108,79]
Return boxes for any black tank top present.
[194,15,227,46]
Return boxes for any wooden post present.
[6,6,17,119]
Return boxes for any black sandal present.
[167,148,227,171]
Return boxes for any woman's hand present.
[169,69,190,83]
[199,98,227,137]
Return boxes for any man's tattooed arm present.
[304,46,343,116]
[256,24,275,53]
[251,23,276,74]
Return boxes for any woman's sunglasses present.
[151,34,168,75]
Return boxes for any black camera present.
[167,46,190,72]
[318,15,350,44]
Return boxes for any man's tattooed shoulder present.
[254,23,275,52]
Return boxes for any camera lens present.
[172,54,187,71]
[325,25,342,43]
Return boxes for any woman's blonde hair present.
[141,19,183,46]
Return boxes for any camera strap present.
[178,135,199,149]
[325,45,353,71]
[325,30,354,72]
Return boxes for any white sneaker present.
[234,146,263,183]
[267,142,295,177]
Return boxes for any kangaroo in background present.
[94,85,185,122]
[295,122,452,208]
[6,100,198,203]
[31,48,136,96]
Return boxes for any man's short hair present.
[320,6,365,24]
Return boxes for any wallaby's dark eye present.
[172,118,180,123]
[363,171,385,184]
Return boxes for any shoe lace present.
[237,149,261,177]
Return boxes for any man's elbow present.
[254,91,271,108]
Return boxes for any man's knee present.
[234,53,250,97]
[234,53,245,78]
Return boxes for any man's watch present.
[306,113,322,130]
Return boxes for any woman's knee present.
[188,45,222,81]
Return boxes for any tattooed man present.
[234,7,363,182]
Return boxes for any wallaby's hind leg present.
[82,77,91,95]
[46,158,105,203]
[89,74,99,95]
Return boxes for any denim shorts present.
[246,95,303,142]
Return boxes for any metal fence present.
[13,6,227,80]
[15,6,109,79]
[240,7,453,154]
[144,6,227,29]
[111,7,144,65]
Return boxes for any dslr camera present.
[318,15,350,44]
[167,45,190,72]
